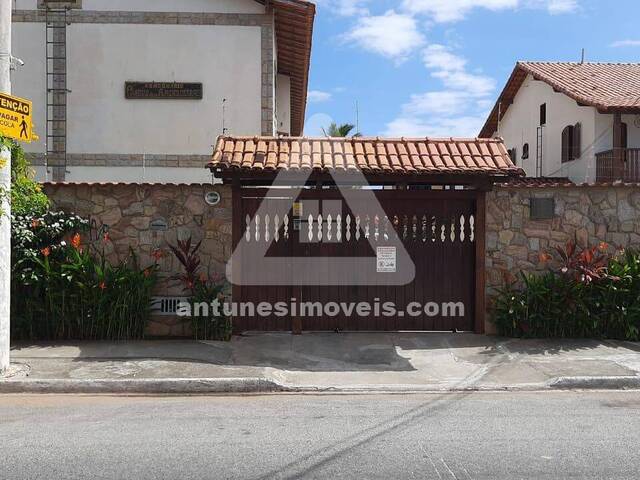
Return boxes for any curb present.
[549,376,640,390]
[2,376,640,395]
[0,378,286,394]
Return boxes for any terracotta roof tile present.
[209,136,524,177]
[481,62,640,137]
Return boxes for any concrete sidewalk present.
[3,333,640,393]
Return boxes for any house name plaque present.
[125,82,203,100]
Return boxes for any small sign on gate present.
[376,246,397,273]
[292,201,303,217]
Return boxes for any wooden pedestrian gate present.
[232,188,480,333]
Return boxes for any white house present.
[480,62,640,184]
[11,0,315,182]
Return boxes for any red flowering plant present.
[12,211,160,340]
[168,236,231,340]
[491,239,640,340]
[552,240,618,284]
[168,237,202,291]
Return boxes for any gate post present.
[474,191,486,334]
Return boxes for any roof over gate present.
[208,136,524,177]
[480,62,640,138]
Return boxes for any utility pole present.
[0,1,11,374]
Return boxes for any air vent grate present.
[151,296,189,316]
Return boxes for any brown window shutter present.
[561,126,570,163]
[572,122,581,160]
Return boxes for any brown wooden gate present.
[233,188,478,332]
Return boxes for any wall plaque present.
[150,218,169,232]
[376,246,397,273]
[125,82,203,100]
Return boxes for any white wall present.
[275,74,290,135]
[33,165,219,183]
[10,22,46,153]
[12,0,271,183]
[67,23,261,154]
[497,74,598,183]
[14,0,264,13]
[12,22,263,155]
[595,113,640,152]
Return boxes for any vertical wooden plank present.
[613,112,624,180]
[291,196,302,335]
[474,191,486,334]
[231,180,242,333]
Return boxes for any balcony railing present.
[596,149,640,182]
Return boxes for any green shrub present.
[5,141,157,340]
[0,136,49,216]
[11,176,49,216]
[492,245,640,340]
[12,211,89,282]
[11,217,158,340]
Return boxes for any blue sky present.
[303,0,640,137]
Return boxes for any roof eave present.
[271,0,315,136]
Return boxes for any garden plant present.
[492,240,640,340]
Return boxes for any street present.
[1,392,640,479]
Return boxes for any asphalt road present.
[2,392,640,479]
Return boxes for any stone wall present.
[44,183,232,335]
[43,182,640,336]
[485,185,640,330]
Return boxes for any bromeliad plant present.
[492,241,640,340]
[169,236,231,341]
[553,240,617,284]
[168,237,202,290]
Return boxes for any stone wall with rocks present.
[485,185,640,330]
[43,183,640,336]
[44,183,232,336]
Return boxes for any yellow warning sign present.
[0,92,33,143]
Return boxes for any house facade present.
[480,62,640,184]
[11,0,314,183]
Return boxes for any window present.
[561,123,581,163]
[508,148,517,164]
[522,143,529,160]
[539,104,547,126]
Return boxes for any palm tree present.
[322,122,361,137]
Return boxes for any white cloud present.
[433,70,495,96]
[385,45,494,138]
[423,45,495,96]
[610,39,640,48]
[401,0,578,22]
[421,44,467,71]
[545,0,578,14]
[402,91,470,116]
[314,0,369,16]
[308,90,333,103]
[385,115,488,137]
[342,11,426,61]
[401,0,518,22]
